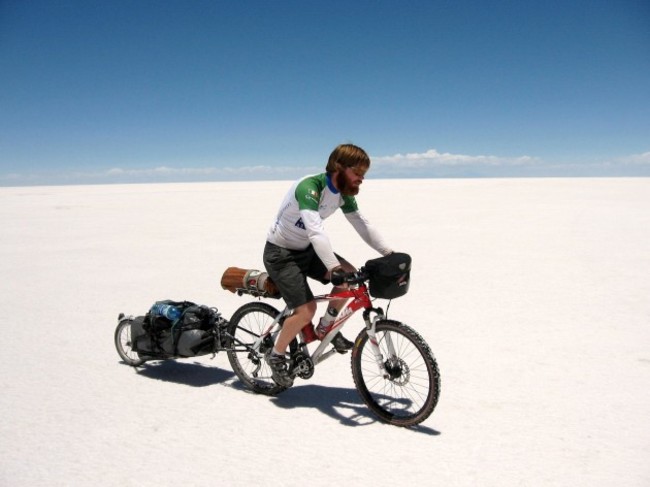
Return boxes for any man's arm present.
[345,210,393,256]
[300,209,340,270]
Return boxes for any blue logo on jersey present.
[295,218,305,230]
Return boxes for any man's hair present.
[326,144,370,174]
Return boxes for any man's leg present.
[263,243,322,386]
[320,257,356,314]
[274,300,317,354]
[316,258,356,351]
[266,302,316,388]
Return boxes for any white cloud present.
[83,164,315,180]
[103,166,217,177]
[619,151,650,165]
[372,148,539,167]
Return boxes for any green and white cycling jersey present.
[266,173,392,270]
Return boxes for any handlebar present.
[331,268,369,286]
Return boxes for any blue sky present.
[1,0,649,185]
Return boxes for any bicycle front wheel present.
[351,319,440,427]
[226,301,287,395]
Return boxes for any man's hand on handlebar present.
[328,266,347,286]
[328,266,369,286]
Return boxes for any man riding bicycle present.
[263,143,394,387]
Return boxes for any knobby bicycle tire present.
[351,319,440,427]
[226,301,287,396]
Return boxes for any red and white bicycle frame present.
[252,282,393,377]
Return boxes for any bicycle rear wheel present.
[226,301,287,395]
[351,319,440,427]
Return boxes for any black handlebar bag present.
[364,252,411,299]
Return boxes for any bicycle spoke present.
[227,302,287,395]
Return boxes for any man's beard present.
[335,171,360,196]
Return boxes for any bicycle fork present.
[362,307,394,380]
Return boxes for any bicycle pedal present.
[331,332,354,353]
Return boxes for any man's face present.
[336,166,367,196]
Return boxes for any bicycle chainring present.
[291,352,315,380]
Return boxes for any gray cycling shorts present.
[263,241,342,309]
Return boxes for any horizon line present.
[2,148,649,187]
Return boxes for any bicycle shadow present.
[269,383,441,436]
[128,361,440,435]
[134,360,236,387]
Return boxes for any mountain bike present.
[223,256,441,427]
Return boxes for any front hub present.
[385,357,410,385]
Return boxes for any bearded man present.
[262,143,394,387]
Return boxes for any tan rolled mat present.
[220,267,281,298]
